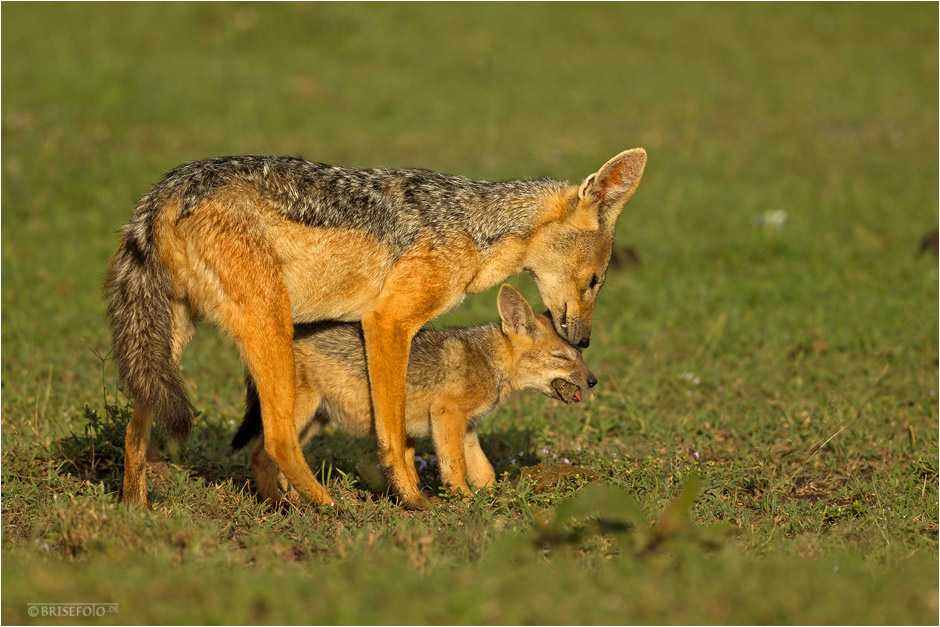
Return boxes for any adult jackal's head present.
[526,148,646,349]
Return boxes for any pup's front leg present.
[430,400,473,496]
[463,429,496,489]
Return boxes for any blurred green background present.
[2,3,937,624]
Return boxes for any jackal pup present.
[106,149,645,509]
[231,284,596,501]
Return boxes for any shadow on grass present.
[53,401,543,504]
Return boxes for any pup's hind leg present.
[405,437,419,488]
[251,434,284,504]
[123,300,194,506]
[429,401,472,495]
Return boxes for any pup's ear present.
[577,148,647,222]
[497,284,536,337]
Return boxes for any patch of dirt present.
[918,228,938,256]
[787,339,830,359]
[518,463,599,493]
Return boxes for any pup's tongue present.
[574,388,582,403]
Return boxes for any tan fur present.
[269,222,394,322]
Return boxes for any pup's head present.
[497,284,597,404]
[526,148,646,349]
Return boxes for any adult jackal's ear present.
[577,148,647,224]
[497,284,536,337]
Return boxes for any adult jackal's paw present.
[384,459,428,509]
[443,481,474,501]
[389,477,429,510]
[399,493,430,511]
[120,492,151,509]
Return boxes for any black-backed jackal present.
[230,284,596,502]
[105,149,646,508]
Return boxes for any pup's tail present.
[231,373,262,450]
[105,201,194,440]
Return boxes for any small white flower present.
[680,372,701,386]
[562,458,570,464]
[755,209,788,232]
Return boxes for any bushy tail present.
[231,373,262,450]
[105,215,193,440]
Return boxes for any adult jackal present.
[105,149,646,508]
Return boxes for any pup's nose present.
[578,337,590,349]
[587,374,598,388]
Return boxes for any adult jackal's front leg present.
[362,241,463,509]
[362,311,426,509]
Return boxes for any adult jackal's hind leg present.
[227,281,334,508]
[123,401,155,506]
[186,206,334,509]
[122,299,194,507]
[251,390,325,505]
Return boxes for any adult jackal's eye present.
[589,274,598,289]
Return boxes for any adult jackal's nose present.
[564,315,591,350]
[587,373,598,388]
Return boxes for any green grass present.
[2,3,937,624]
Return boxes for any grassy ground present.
[2,3,937,624]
